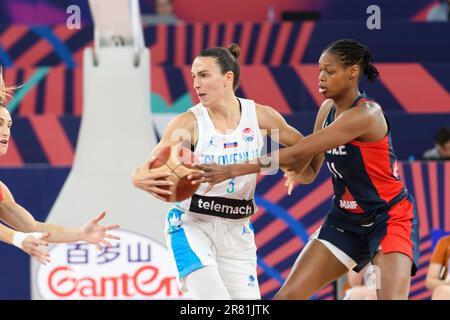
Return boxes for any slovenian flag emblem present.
[224,141,238,149]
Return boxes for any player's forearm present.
[228,151,310,178]
[278,145,312,173]
[0,201,38,232]
[34,221,82,243]
[218,144,313,180]
[0,223,15,245]
[0,201,82,243]
[229,163,261,177]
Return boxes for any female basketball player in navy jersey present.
[0,69,120,264]
[193,39,419,300]
[132,44,320,299]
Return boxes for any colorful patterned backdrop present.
[0,0,439,24]
[0,17,448,299]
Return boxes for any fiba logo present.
[242,127,254,142]
[248,275,256,287]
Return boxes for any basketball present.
[149,142,200,202]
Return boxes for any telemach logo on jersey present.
[190,194,254,219]
[36,230,186,299]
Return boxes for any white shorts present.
[165,207,260,299]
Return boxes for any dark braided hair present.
[198,43,241,91]
[323,39,380,83]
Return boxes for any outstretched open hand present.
[81,212,120,250]
[22,232,51,265]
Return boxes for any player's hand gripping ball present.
[149,142,201,202]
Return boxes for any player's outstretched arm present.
[278,101,380,173]
[188,102,331,192]
[0,182,120,248]
[256,103,325,187]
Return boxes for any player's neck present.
[207,95,240,121]
[206,95,241,134]
[333,88,361,113]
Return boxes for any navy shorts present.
[317,192,420,275]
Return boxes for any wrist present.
[278,148,293,168]
[13,231,45,248]
[76,227,84,241]
[12,231,27,249]
[228,165,237,178]
[258,155,272,169]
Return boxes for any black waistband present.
[189,194,255,219]
[329,188,409,226]
[388,187,409,209]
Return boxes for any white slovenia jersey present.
[178,97,263,217]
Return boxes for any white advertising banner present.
[37,230,186,299]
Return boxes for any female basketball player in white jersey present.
[0,68,120,265]
[131,44,320,299]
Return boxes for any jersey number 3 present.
[227,178,235,193]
